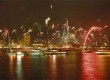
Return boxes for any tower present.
[24,33,30,46]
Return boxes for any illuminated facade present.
[24,33,30,46]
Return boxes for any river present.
[0,51,110,80]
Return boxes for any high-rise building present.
[24,33,30,46]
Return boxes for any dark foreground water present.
[0,51,110,80]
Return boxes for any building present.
[24,33,30,46]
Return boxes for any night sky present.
[0,0,110,36]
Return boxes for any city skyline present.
[0,0,110,41]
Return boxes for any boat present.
[43,49,68,55]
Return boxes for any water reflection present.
[98,55,110,80]
[9,53,16,80]
[47,54,80,80]
[16,52,24,80]
[98,55,106,80]
[104,55,110,80]
[1,51,110,80]
[8,52,24,80]
[81,53,99,80]
[48,55,57,80]
[0,52,10,80]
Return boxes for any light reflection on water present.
[16,52,24,80]
[98,55,110,80]
[48,55,57,80]
[9,54,16,80]
[81,53,99,80]
[0,51,110,80]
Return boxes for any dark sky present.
[0,0,110,28]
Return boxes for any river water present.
[0,51,110,80]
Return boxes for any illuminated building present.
[24,33,30,46]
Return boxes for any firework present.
[12,29,16,34]
[45,17,50,26]
[83,26,102,49]
[3,28,9,38]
